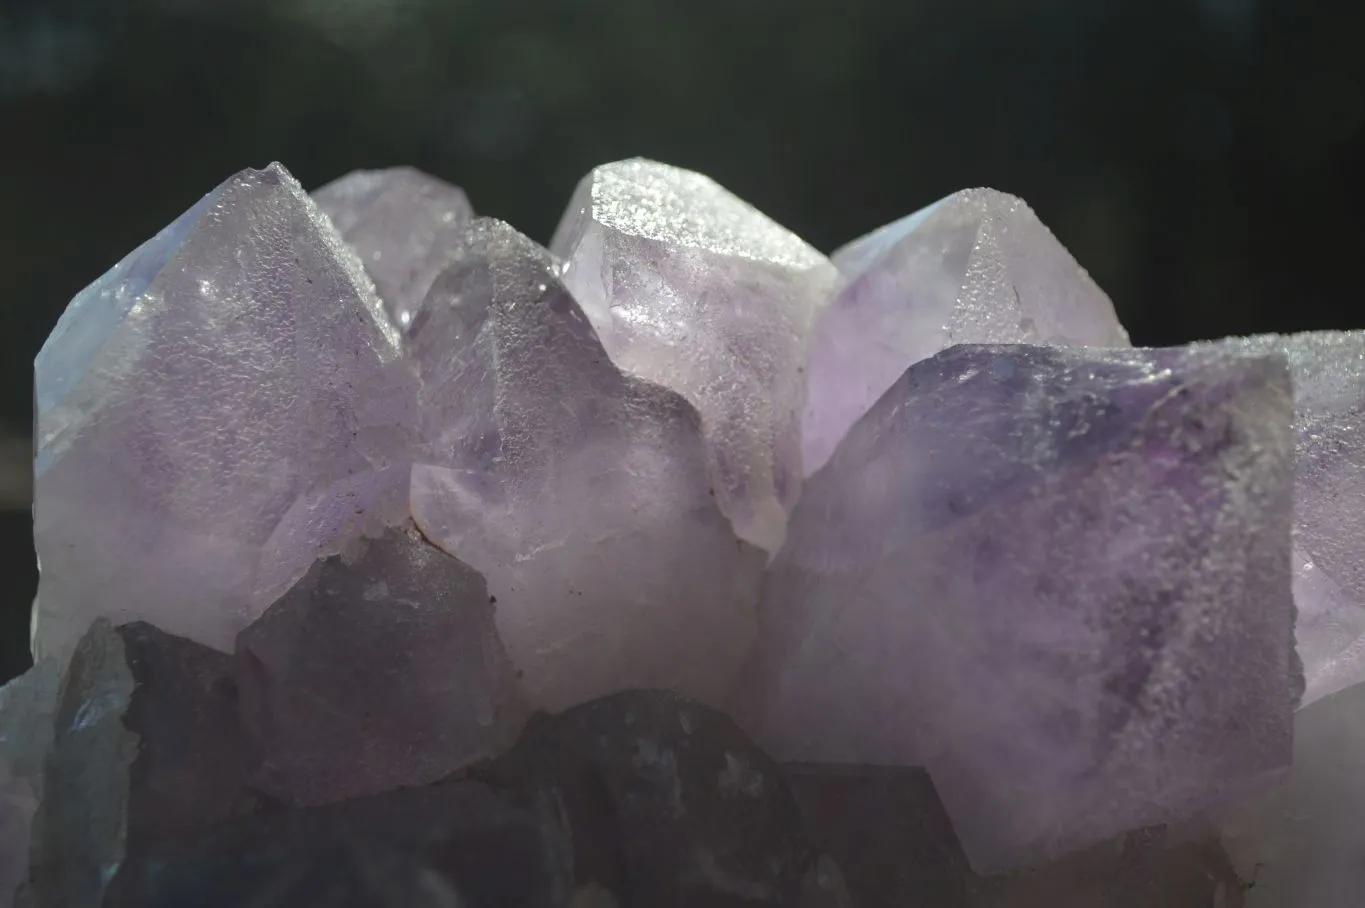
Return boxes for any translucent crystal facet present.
[313,167,474,331]
[802,189,1130,474]
[551,159,838,552]
[32,163,416,660]
[235,524,528,806]
[731,342,1298,872]
[409,219,765,713]
[1210,331,1365,706]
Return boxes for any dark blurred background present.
[1,0,1361,681]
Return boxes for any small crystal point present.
[235,523,529,806]
[731,341,1298,872]
[33,163,414,660]
[551,158,838,553]
[410,219,764,713]
[313,166,474,330]
[802,189,1130,475]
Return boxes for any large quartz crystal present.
[551,159,838,553]
[730,341,1299,871]
[32,164,416,661]
[409,218,765,712]
[235,524,528,806]
[313,166,474,330]
[0,660,59,908]
[802,189,1130,474]
[1210,331,1365,706]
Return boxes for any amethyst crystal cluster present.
[3,158,1361,907]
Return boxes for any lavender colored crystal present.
[235,524,528,806]
[409,219,765,713]
[1206,331,1365,706]
[802,189,1130,475]
[0,659,60,908]
[730,342,1298,872]
[551,159,838,553]
[313,167,474,330]
[33,163,417,660]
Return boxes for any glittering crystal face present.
[13,157,1365,905]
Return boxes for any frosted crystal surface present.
[551,159,838,553]
[1219,680,1365,908]
[313,167,473,331]
[0,659,60,908]
[802,189,1130,474]
[1209,331,1365,706]
[409,219,765,712]
[730,342,1298,872]
[33,163,417,660]
[235,524,528,806]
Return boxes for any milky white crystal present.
[551,159,838,553]
[313,167,474,331]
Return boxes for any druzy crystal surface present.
[731,342,1299,871]
[552,159,838,553]
[1210,331,1365,706]
[33,163,415,661]
[801,189,1130,474]
[14,155,1365,904]
[313,166,474,330]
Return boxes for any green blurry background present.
[1,0,1361,680]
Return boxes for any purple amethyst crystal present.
[32,163,417,661]
[802,189,1130,474]
[409,219,765,713]
[730,341,1298,871]
[235,524,528,806]
[313,167,474,331]
[551,159,838,553]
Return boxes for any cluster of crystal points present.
[2,156,1361,905]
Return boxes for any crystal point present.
[410,219,764,713]
[732,341,1298,871]
[802,189,1130,474]
[33,163,415,660]
[552,158,838,552]
[235,523,529,806]
[313,167,474,330]
[0,659,61,908]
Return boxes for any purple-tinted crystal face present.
[551,159,838,554]
[408,219,765,713]
[312,167,474,332]
[802,188,1130,476]
[32,164,415,660]
[731,342,1298,871]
